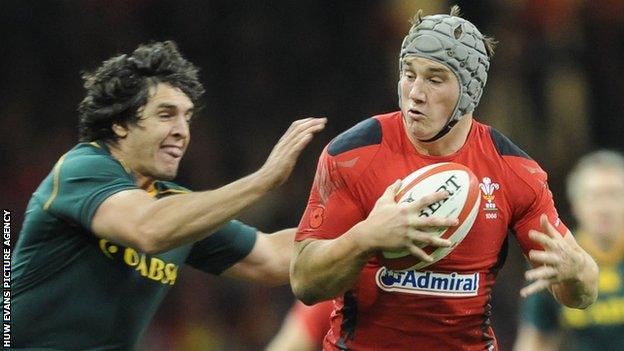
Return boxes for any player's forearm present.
[265,228,297,280]
[245,228,296,286]
[137,170,273,253]
[221,228,295,286]
[290,223,374,305]
[551,250,598,308]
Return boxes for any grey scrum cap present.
[400,12,490,136]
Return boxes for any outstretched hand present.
[259,117,327,189]
[521,214,585,298]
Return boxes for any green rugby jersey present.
[520,257,624,351]
[11,141,257,350]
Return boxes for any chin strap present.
[418,117,459,143]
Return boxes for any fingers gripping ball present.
[380,162,480,270]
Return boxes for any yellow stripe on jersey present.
[146,182,190,198]
[145,181,191,198]
[43,154,68,211]
[146,182,158,198]
[158,189,190,196]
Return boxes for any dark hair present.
[78,41,205,142]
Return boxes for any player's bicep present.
[90,189,156,249]
[293,180,365,279]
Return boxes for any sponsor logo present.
[479,177,499,217]
[99,239,178,285]
[375,267,479,297]
[403,174,463,218]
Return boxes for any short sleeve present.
[296,149,366,241]
[520,289,561,332]
[45,153,138,229]
[509,158,569,255]
[185,220,258,275]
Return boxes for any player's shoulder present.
[320,112,403,185]
[485,124,532,160]
[476,122,548,189]
[327,117,383,157]
[326,111,402,155]
[59,141,132,179]
[323,113,403,181]
[63,141,127,168]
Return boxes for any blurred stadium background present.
[2,0,622,349]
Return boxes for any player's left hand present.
[258,117,327,189]
[520,214,585,298]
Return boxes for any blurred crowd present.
[2,0,622,350]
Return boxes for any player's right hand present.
[357,180,457,262]
[258,117,327,190]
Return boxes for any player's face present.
[572,168,624,243]
[399,56,460,142]
[121,83,193,183]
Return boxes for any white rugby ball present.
[379,162,480,271]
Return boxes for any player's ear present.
[112,123,129,138]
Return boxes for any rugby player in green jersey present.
[11,41,326,350]
[514,151,624,351]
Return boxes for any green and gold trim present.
[43,154,68,211]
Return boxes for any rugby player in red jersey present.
[290,6,598,350]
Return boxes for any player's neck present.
[106,141,155,190]
[410,116,473,156]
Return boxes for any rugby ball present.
[380,162,480,271]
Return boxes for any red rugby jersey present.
[291,300,334,346]
[296,111,568,351]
